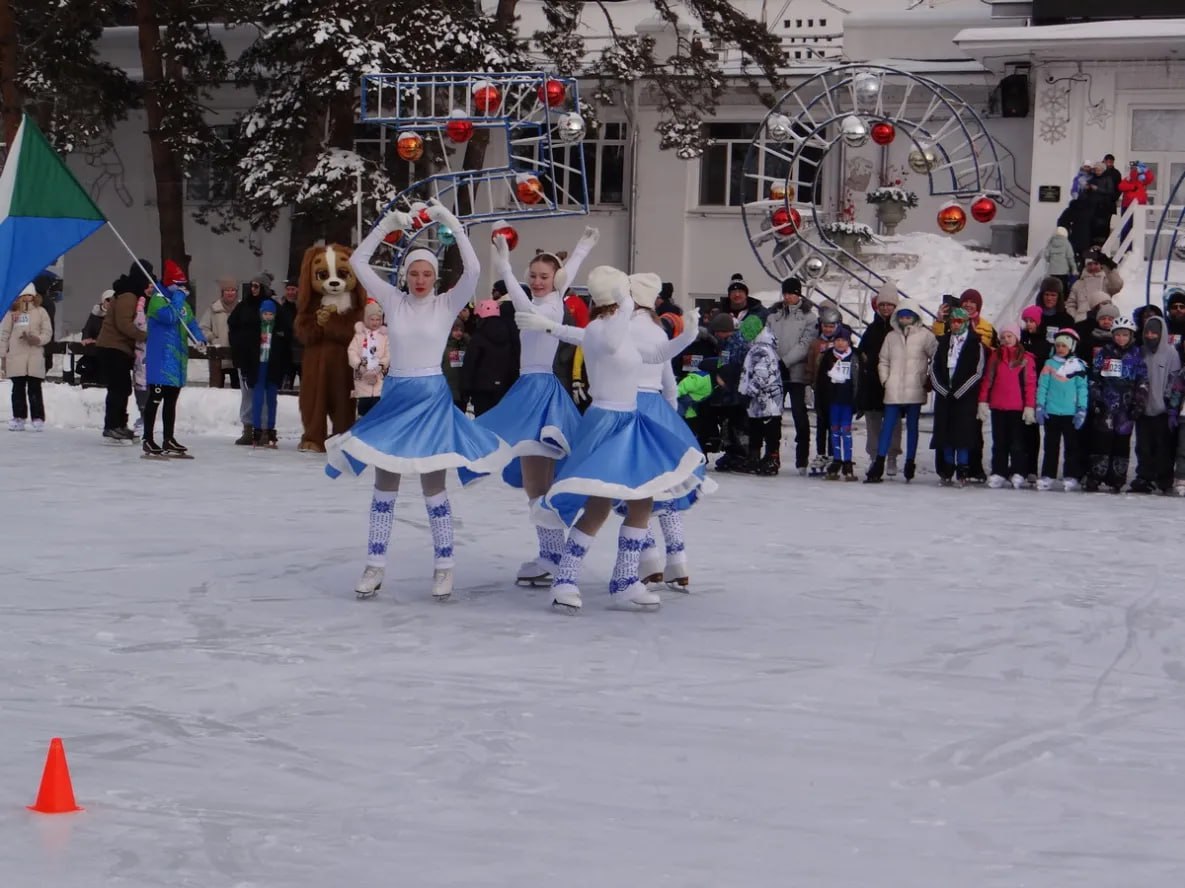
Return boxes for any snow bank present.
[0,380,305,439]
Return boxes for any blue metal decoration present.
[358,71,590,274]
[1146,167,1185,308]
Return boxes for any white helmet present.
[1111,315,1136,333]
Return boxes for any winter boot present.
[886,456,899,478]
[824,459,842,480]
[987,474,1008,489]
[1062,477,1080,492]
[864,456,885,484]
[252,428,264,448]
[7,418,24,431]
[1084,477,1101,493]
[903,459,916,482]
[757,452,781,475]
[1174,480,1185,497]
[842,461,857,481]
[267,429,278,449]
[30,419,44,431]
[234,423,254,446]
[1128,477,1154,494]
[1010,473,1026,490]
[1036,477,1055,491]
[955,466,970,488]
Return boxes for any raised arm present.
[351,210,411,314]
[554,226,599,293]
[637,308,701,364]
[516,310,586,345]
[427,200,480,316]
[492,235,535,315]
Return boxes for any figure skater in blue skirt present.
[334,199,511,601]
[516,266,701,613]
[465,227,598,588]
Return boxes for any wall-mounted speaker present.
[1000,74,1030,119]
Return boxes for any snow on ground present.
[4,416,1185,886]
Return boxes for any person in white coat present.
[333,199,512,601]
[865,300,937,483]
[516,266,701,613]
[0,284,53,430]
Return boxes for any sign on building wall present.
[1038,185,1062,203]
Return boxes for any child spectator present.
[737,314,783,475]
[348,302,389,418]
[978,324,1037,489]
[1130,315,1180,493]
[1077,302,1118,363]
[142,261,207,457]
[442,317,469,411]
[677,356,718,451]
[930,307,987,486]
[461,298,517,416]
[0,283,52,431]
[1066,250,1122,323]
[1033,278,1076,364]
[1035,328,1089,490]
[1165,289,1185,356]
[249,297,293,448]
[865,300,936,483]
[807,305,845,474]
[1087,315,1148,492]
[816,326,859,480]
[1043,228,1077,297]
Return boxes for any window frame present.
[696,120,825,211]
[184,123,237,204]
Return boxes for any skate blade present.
[665,578,690,593]
[164,453,194,459]
[516,575,552,587]
[551,599,581,615]
[356,588,379,600]
[608,600,661,612]
[140,454,169,461]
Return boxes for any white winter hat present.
[587,265,630,308]
[629,272,663,310]
[403,248,438,274]
[875,278,900,308]
[1055,226,1068,238]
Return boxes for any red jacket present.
[978,346,1036,411]
[1118,168,1154,208]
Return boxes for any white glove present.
[578,226,600,249]
[516,311,554,333]
[571,380,589,404]
[377,210,411,236]
[684,308,700,331]
[195,342,208,355]
[426,197,462,233]
[1022,406,1036,425]
[491,232,512,269]
[977,402,990,423]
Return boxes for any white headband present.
[404,248,439,274]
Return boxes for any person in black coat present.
[717,274,767,322]
[461,301,519,416]
[227,275,269,442]
[857,281,902,472]
[929,308,987,484]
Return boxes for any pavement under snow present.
[2,417,1184,887]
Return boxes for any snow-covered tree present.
[0,0,135,152]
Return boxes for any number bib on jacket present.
[448,349,465,368]
[1101,358,1124,378]
[832,361,852,381]
[15,312,29,328]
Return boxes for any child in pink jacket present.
[347,302,389,417]
[978,323,1037,488]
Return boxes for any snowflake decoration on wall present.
[1040,116,1068,144]
[1087,99,1113,130]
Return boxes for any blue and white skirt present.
[633,390,715,512]
[460,371,582,488]
[544,404,705,527]
[326,374,511,479]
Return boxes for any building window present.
[1131,109,1185,151]
[820,17,827,26]
[552,121,627,207]
[185,124,236,203]
[796,18,803,27]
[698,121,823,208]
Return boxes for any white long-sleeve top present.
[350,222,480,377]
[630,311,678,406]
[496,238,593,374]
[549,304,697,411]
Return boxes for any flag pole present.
[104,222,204,349]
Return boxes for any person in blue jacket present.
[143,260,206,458]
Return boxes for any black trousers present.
[98,347,133,431]
[747,416,781,459]
[813,391,831,457]
[1040,415,1080,479]
[786,382,810,468]
[10,375,45,421]
[469,392,500,417]
[990,410,1028,477]
[1135,414,1174,490]
[1024,422,1040,476]
[143,384,180,442]
[1089,424,1132,487]
[969,419,986,478]
[357,396,380,417]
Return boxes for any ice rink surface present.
[3,427,1185,887]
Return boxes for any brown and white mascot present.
[295,244,367,452]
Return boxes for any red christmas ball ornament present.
[491,220,519,251]
[408,202,430,230]
[537,78,566,108]
[396,131,424,162]
[382,230,403,245]
[870,121,895,146]
[444,111,474,144]
[516,174,544,205]
[970,195,998,224]
[472,81,502,115]
[771,206,802,237]
[937,203,967,235]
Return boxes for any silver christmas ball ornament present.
[841,115,869,148]
[853,72,881,107]
[766,113,794,143]
[556,112,586,143]
[803,256,827,280]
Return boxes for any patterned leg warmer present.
[530,497,566,568]
[425,492,455,569]
[553,528,594,590]
[366,489,398,567]
[658,509,687,573]
[609,525,649,595]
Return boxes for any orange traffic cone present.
[27,738,83,814]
